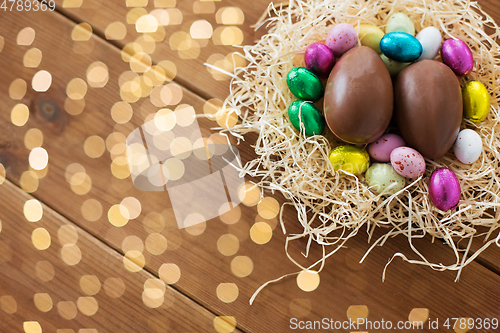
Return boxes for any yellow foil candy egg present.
[463,81,490,123]
[356,24,385,54]
[329,145,370,175]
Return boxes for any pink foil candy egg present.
[441,39,474,76]
[305,42,335,77]
[326,23,358,57]
[428,168,461,211]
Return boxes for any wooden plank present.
[53,0,273,101]
[0,178,240,333]
[0,4,500,333]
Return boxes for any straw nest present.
[220,0,500,284]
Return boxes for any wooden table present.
[0,1,499,332]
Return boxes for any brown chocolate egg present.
[394,60,462,159]
[324,46,393,144]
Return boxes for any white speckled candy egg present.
[453,129,482,164]
[390,147,426,178]
[365,163,406,194]
[416,27,442,61]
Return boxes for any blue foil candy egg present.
[380,32,423,63]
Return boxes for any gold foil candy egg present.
[328,145,370,175]
[463,80,490,123]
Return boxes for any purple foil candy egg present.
[441,39,474,76]
[428,168,461,211]
[305,42,335,77]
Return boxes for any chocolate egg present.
[324,46,393,144]
[394,60,462,159]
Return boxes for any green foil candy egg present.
[365,163,406,194]
[288,100,325,136]
[328,145,370,175]
[463,81,490,123]
[286,67,324,102]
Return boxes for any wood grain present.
[0,178,240,333]
[0,1,499,333]
[53,0,273,101]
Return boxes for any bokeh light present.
[296,270,320,292]
[230,256,253,278]
[77,296,99,316]
[64,98,85,116]
[105,22,127,40]
[35,260,54,282]
[32,70,52,92]
[238,182,261,206]
[408,308,429,325]
[11,103,30,126]
[250,222,272,245]
[86,61,109,88]
[145,233,167,255]
[347,305,369,322]
[17,27,35,45]
[23,321,42,333]
[216,283,239,303]
[103,277,126,298]
[24,128,44,150]
[32,227,51,250]
[23,48,42,68]
[80,275,101,296]
[190,20,213,39]
[61,244,82,265]
[57,301,77,320]
[20,170,39,193]
[158,263,180,284]
[84,135,105,158]
[217,234,239,256]
[33,293,53,312]
[108,204,129,227]
[24,199,43,222]
[71,23,93,41]
[0,295,17,314]
[57,224,78,246]
[66,78,88,100]
[9,78,27,100]
[136,14,159,33]
[213,316,237,333]
[29,147,49,170]
[123,250,145,272]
